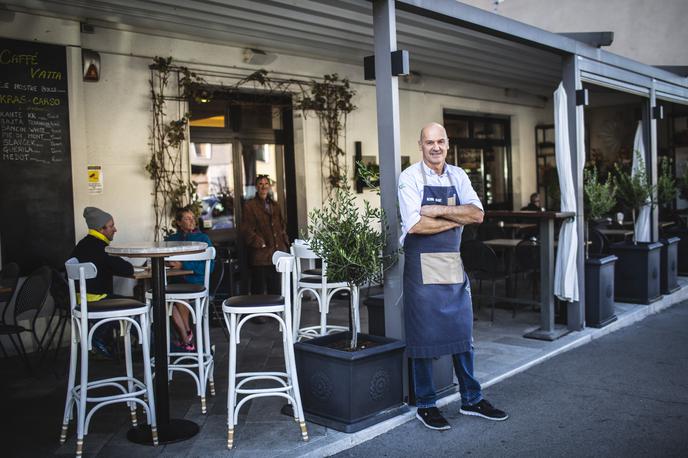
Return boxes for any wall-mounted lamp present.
[652,105,664,120]
[80,22,95,34]
[575,88,589,106]
[193,89,212,103]
[243,48,277,66]
[82,49,100,82]
[363,49,410,81]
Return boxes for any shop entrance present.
[189,93,296,295]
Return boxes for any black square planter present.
[609,241,662,304]
[294,332,407,433]
[585,254,618,328]
[664,228,688,276]
[660,237,681,294]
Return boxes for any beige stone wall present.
[461,0,687,66]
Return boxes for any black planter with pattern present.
[585,254,618,328]
[660,237,681,294]
[294,332,407,433]
[609,241,663,304]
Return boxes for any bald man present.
[398,122,508,430]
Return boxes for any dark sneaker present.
[460,399,508,421]
[416,407,451,430]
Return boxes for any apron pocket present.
[420,252,464,284]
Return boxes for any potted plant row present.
[656,157,681,294]
[583,166,618,327]
[293,187,407,433]
[608,153,662,304]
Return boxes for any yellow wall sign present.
[88,165,103,194]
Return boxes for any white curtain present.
[553,82,579,302]
[632,121,651,242]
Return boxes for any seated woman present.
[165,206,214,350]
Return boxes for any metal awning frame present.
[375,0,687,346]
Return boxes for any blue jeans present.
[412,349,483,408]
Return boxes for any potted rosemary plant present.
[583,167,618,327]
[657,157,681,293]
[608,154,662,304]
[293,187,406,433]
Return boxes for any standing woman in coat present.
[241,174,290,298]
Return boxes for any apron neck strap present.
[420,163,460,195]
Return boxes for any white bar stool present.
[291,242,354,341]
[145,247,216,413]
[222,251,308,449]
[61,258,157,456]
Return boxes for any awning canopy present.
[6,0,686,102]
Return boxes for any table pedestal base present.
[523,325,570,341]
[127,419,199,445]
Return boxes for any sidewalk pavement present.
[2,279,687,456]
[334,296,688,457]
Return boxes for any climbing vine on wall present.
[147,56,204,239]
[296,74,356,194]
[148,57,357,238]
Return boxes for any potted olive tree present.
[583,167,618,327]
[609,154,662,304]
[657,157,681,294]
[293,187,407,433]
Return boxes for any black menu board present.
[0,38,75,274]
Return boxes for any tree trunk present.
[349,285,360,350]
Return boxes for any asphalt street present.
[334,301,688,458]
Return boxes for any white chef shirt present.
[397,161,483,244]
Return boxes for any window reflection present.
[190,142,235,229]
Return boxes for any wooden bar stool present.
[61,258,157,456]
[222,251,308,449]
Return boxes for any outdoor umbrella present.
[632,121,651,242]
[553,82,579,302]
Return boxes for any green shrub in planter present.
[307,186,395,350]
[583,166,618,326]
[612,151,656,244]
[657,157,677,209]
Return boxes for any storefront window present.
[444,112,512,210]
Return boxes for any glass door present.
[445,113,512,210]
[189,141,236,230]
[237,142,286,222]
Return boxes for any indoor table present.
[106,241,207,445]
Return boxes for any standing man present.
[71,207,134,357]
[398,122,508,430]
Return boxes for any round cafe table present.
[105,241,207,445]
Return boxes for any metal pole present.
[373,0,403,342]
[646,84,659,242]
[372,0,406,397]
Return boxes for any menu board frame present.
[0,37,75,273]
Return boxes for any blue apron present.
[403,167,473,358]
